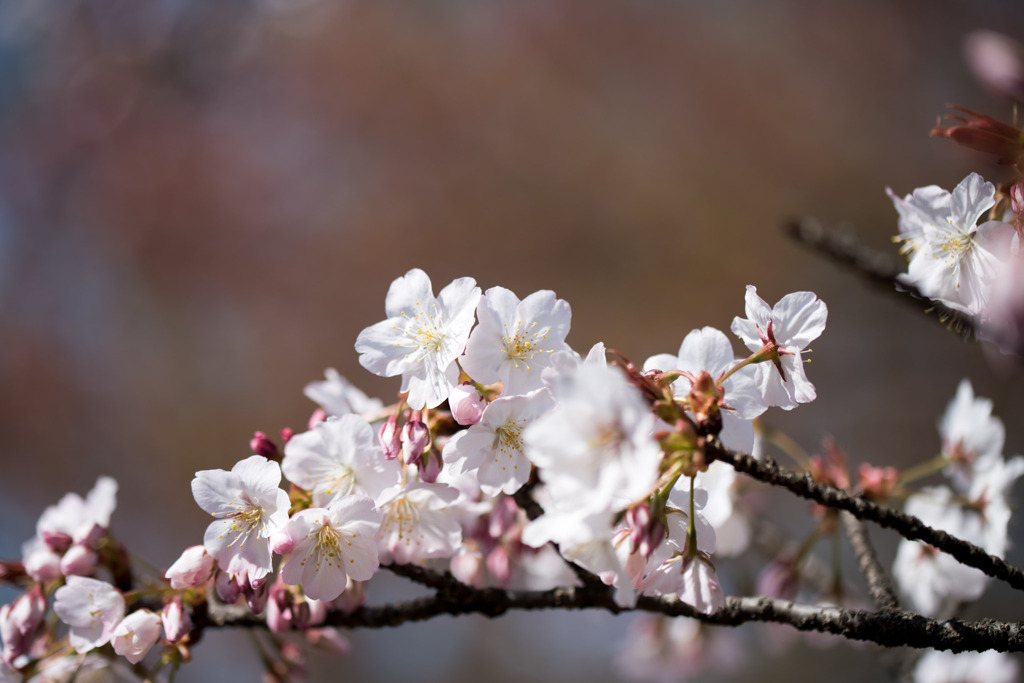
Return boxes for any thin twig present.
[707,438,1024,592]
[783,219,974,337]
[841,511,900,611]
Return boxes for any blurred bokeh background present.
[3,1,1024,680]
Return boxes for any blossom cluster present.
[0,269,833,681]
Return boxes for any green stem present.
[898,455,947,487]
[686,475,698,557]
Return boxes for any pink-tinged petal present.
[771,292,827,349]
[341,535,380,582]
[83,476,118,530]
[477,286,520,331]
[779,355,815,404]
[384,268,434,319]
[950,172,996,232]
[519,289,572,342]
[302,554,350,602]
[403,360,459,410]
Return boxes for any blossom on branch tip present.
[191,455,290,581]
[730,285,827,410]
[165,545,215,589]
[893,173,1016,317]
[355,269,481,409]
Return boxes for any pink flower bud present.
[161,598,191,643]
[856,464,899,502]
[266,588,292,634]
[486,545,512,584]
[111,609,161,664]
[0,586,46,662]
[450,550,485,587]
[250,431,280,461]
[243,575,270,615]
[378,414,401,460]
[401,414,430,466]
[41,531,72,555]
[215,571,240,604]
[280,427,295,444]
[165,546,215,590]
[308,409,327,430]
[448,383,484,426]
[60,544,98,577]
[416,449,443,483]
[22,541,61,583]
[488,497,520,539]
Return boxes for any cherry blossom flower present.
[191,455,290,581]
[460,286,571,396]
[36,476,118,551]
[375,483,462,564]
[524,364,662,513]
[303,368,383,418]
[355,268,481,409]
[895,173,1016,316]
[914,649,1019,683]
[110,609,161,664]
[278,496,381,602]
[730,285,827,410]
[53,576,125,653]
[938,379,1006,492]
[281,415,400,507]
[892,487,989,616]
[643,326,766,453]
[442,388,555,495]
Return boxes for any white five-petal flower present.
[282,415,401,507]
[53,576,126,653]
[730,286,827,410]
[191,455,291,581]
[355,269,481,409]
[894,173,1016,316]
[278,496,382,602]
[460,286,571,396]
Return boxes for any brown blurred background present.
[3,1,1024,681]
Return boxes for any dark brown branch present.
[841,511,900,611]
[783,219,974,337]
[706,438,1024,592]
[197,583,1024,653]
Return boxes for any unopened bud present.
[280,427,295,444]
[401,414,430,466]
[59,544,98,577]
[308,409,327,430]
[448,383,484,426]
[165,546,215,589]
[250,431,280,460]
[215,570,240,604]
[486,545,512,584]
[379,414,401,460]
[857,463,899,502]
[162,598,192,643]
[0,585,46,662]
[416,448,443,483]
[965,31,1024,101]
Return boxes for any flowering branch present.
[783,218,975,336]
[192,574,1024,654]
[706,437,1024,591]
